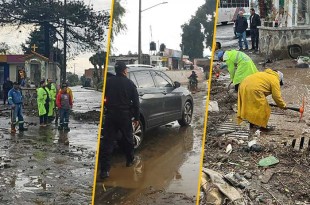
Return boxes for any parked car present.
[102,65,194,149]
[233,13,251,37]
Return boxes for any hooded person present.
[37,80,49,126]
[46,79,57,122]
[237,68,286,131]
[218,49,258,91]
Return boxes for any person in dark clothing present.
[3,77,13,104]
[100,61,140,179]
[235,11,249,50]
[249,8,261,52]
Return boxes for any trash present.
[244,172,252,179]
[224,172,250,189]
[254,129,261,137]
[209,101,220,112]
[260,169,275,183]
[258,156,279,167]
[203,169,245,203]
[201,172,224,204]
[248,140,257,147]
[226,144,232,154]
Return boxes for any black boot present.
[19,123,28,131]
[63,123,70,132]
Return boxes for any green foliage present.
[0,0,110,53]
[66,72,79,86]
[111,0,127,42]
[181,0,216,59]
[89,51,107,84]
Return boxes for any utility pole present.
[138,0,142,64]
[63,0,67,83]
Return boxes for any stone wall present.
[258,26,310,59]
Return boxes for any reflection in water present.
[97,124,197,203]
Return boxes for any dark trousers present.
[250,28,259,50]
[40,103,49,124]
[100,111,134,172]
[3,91,8,104]
[59,108,70,127]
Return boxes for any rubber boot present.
[19,123,28,131]
[63,123,70,132]
[58,125,63,130]
[11,125,16,134]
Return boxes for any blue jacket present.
[8,88,23,105]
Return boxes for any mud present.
[201,44,310,204]
[94,84,208,205]
[0,86,101,205]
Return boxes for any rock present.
[244,172,252,179]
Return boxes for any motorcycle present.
[188,77,198,92]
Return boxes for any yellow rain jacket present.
[237,68,286,128]
[58,87,73,102]
[224,50,258,85]
[37,87,47,116]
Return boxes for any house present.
[258,0,310,59]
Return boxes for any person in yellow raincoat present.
[218,49,258,91]
[37,80,50,127]
[237,68,286,131]
[46,79,57,122]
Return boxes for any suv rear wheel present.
[178,101,193,126]
[133,120,144,149]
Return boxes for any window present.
[297,0,310,25]
[131,71,155,88]
[129,73,138,86]
[152,71,173,88]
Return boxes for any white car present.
[127,64,169,71]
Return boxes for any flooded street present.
[95,86,207,205]
[0,86,102,205]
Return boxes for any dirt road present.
[0,86,101,205]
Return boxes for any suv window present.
[152,71,173,87]
[129,73,138,86]
[131,71,156,88]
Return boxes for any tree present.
[89,51,106,87]
[21,25,64,66]
[180,0,216,59]
[111,0,127,42]
[0,42,9,54]
[66,72,79,86]
[0,0,110,82]
[181,17,205,59]
[0,1,109,52]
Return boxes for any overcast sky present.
[111,0,205,55]
[0,0,206,76]
[0,0,112,76]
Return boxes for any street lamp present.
[138,1,168,64]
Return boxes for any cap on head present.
[115,61,128,74]
[40,80,45,85]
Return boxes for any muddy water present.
[95,91,206,204]
[0,87,101,205]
